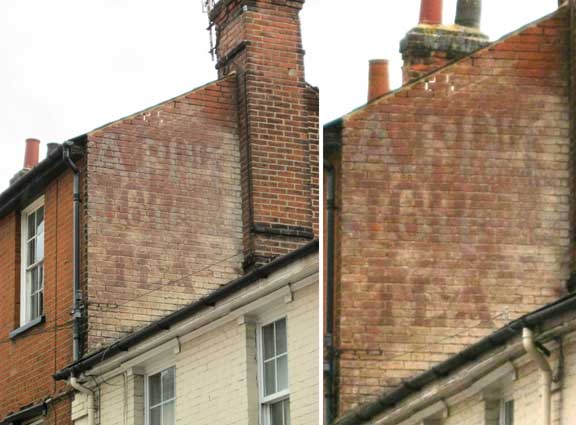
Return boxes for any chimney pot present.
[24,138,40,169]
[47,143,59,157]
[419,0,443,25]
[455,0,482,29]
[368,60,390,102]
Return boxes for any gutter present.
[335,292,576,425]
[1,401,48,425]
[63,141,83,362]
[54,239,319,381]
[522,328,552,425]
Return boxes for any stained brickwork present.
[84,76,244,351]
[0,171,75,423]
[211,0,318,268]
[333,8,572,414]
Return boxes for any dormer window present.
[20,196,45,325]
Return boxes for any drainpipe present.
[69,376,95,425]
[522,328,552,425]
[324,159,336,424]
[63,141,82,362]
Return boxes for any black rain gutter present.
[54,239,319,381]
[335,291,576,425]
[1,400,48,425]
[63,141,83,362]
[324,159,336,424]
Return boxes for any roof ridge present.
[324,5,567,127]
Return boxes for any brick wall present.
[84,75,245,351]
[211,0,318,268]
[335,8,571,414]
[0,170,75,423]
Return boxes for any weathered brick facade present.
[327,6,572,416]
[211,0,318,268]
[84,76,245,350]
[84,0,318,352]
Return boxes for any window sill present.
[9,315,45,340]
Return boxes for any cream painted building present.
[334,294,576,425]
[56,242,318,425]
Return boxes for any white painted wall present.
[72,277,319,425]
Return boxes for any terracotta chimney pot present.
[368,60,390,102]
[419,0,443,25]
[24,138,40,169]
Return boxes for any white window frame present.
[257,314,290,425]
[499,399,514,425]
[20,196,45,326]
[144,363,176,425]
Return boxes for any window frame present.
[257,314,290,425]
[20,196,45,326]
[499,399,514,425]
[144,364,176,425]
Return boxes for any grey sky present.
[0,0,557,192]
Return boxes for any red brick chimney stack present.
[400,0,489,83]
[368,60,390,102]
[419,0,443,25]
[24,138,40,169]
[210,0,317,270]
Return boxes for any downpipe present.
[69,377,95,425]
[63,141,82,362]
[324,159,336,424]
[522,328,552,425]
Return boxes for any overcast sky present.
[0,0,557,192]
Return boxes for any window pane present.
[162,368,175,401]
[38,264,44,289]
[270,401,284,425]
[277,354,288,391]
[31,267,38,292]
[504,400,514,425]
[284,399,291,425]
[38,290,44,317]
[36,228,44,261]
[264,360,276,396]
[275,319,287,354]
[28,239,36,265]
[149,406,161,425]
[28,213,36,238]
[36,207,44,232]
[263,323,275,360]
[31,293,38,320]
[149,373,162,407]
[162,401,175,425]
